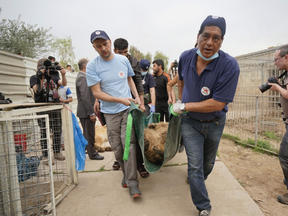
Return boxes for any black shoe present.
[90,155,104,160]
[277,193,288,205]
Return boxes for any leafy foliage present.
[129,45,169,72]
[51,36,77,71]
[144,52,152,64]
[129,45,144,61]
[0,15,53,58]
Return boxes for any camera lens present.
[259,82,271,93]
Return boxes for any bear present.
[143,122,169,165]
[94,125,112,152]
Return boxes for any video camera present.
[259,70,287,93]
[0,92,12,104]
[37,59,62,79]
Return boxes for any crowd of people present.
[29,15,288,216]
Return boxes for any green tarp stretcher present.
[124,103,182,173]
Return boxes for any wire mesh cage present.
[0,104,77,216]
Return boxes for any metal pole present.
[261,63,264,84]
[255,97,259,147]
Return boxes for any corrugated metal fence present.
[0,51,78,114]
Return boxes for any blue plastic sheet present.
[72,113,88,171]
[16,154,40,182]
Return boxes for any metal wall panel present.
[0,51,78,114]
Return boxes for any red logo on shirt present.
[119,71,124,78]
[201,87,210,96]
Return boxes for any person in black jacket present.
[76,58,104,160]
[112,38,149,178]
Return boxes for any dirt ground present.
[218,138,288,216]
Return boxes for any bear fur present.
[144,122,169,164]
[94,125,112,152]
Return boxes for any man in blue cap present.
[173,15,240,216]
[139,59,156,117]
[86,30,142,198]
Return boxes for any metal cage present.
[224,46,287,154]
[0,104,77,216]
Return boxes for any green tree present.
[51,36,77,71]
[0,14,53,58]
[144,52,152,64]
[129,45,144,61]
[153,51,169,72]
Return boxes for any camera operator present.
[48,56,56,62]
[268,44,288,205]
[167,61,178,79]
[30,58,67,164]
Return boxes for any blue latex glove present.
[150,105,155,113]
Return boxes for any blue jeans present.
[181,113,226,211]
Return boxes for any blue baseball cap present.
[200,15,226,37]
[90,30,110,43]
[139,59,150,71]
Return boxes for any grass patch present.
[222,134,279,155]
[53,172,64,175]
[163,163,188,167]
[236,178,245,187]
[263,131,281,141]
[222,133,241,141]
[80,166,109,173]
[163,163,180,167]
[245,138,279,154]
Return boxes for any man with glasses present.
[268,44,288,205]
[172,15,240,216]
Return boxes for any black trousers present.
[37,110,62,157]
[144,104,150,117]
[156,101,169,122]
[280,124,288,190]
[80,118,99,159]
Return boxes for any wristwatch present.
[180,103,186,111]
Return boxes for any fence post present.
[255,96,259,147]
[261,63,264,84]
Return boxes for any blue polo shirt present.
[142,73,156,93]
[178,48,240,121]
[86,54,135,114]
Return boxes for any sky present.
[1,0,288,67]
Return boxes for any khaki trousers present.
[104,109,139,186]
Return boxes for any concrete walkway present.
[56,151,264,216]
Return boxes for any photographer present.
[267,44,288,205]
[30,58,67,102]
[30,58,67,163]
[167,60,178,79]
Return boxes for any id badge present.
[52,89,60,99]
